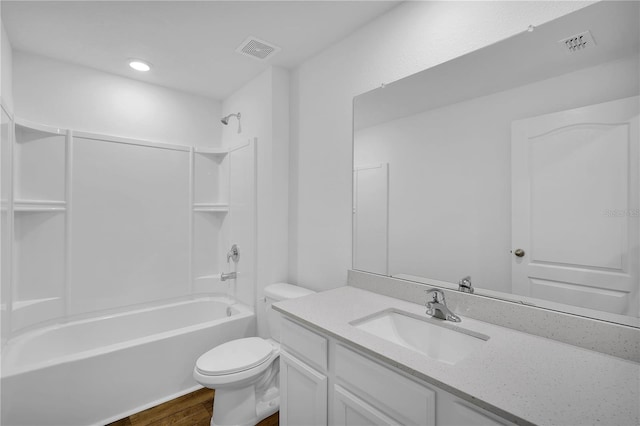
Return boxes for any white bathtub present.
[1,296,255,426]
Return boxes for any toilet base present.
[206,359,280,426]
[209,386,279,426]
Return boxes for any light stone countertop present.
[273,286,640,426]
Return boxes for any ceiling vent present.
[558,30,596,53]
[236,36,281,61]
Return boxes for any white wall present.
[13,51,221,148]
[1,20,13,111]
[289,0,593,292]
[355,55,639,293]
[222,66,290,337]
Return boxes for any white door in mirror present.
[353,163,389,275]
[511,96,639,316]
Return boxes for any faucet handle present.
[227,244,240,263]
[425,288,445,304]
[458,276,474,293]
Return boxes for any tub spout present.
[220,272,237,281]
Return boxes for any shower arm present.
[221,112,242,134]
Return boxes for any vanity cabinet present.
[280,317,514,426]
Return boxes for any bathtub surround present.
[9,36,293,346]
[4,119,256,332]
[349,270,640,363]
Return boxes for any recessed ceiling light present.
[129,60,151,72]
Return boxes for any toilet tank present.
[264,283,315,342]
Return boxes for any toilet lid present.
[196,337,274,376]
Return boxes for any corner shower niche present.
[12,122,68,331]
[6,119,256,335]
[193,148,229,292]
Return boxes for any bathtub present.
[1,296,255,426]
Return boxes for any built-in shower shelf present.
[195,147,228,157]
[193,203,229,212]
[14,199,66,212]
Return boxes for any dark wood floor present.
[107,388,279,426]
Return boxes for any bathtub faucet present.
[227,244,240,263]
[221,271,237,281]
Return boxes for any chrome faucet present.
[458,276,473,293]
[425,289,461,322]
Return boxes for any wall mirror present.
[352,1,640,327]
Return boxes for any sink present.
[351,309,489,365]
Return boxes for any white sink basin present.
[351,309,489,365]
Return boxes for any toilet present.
[193,283,315,426]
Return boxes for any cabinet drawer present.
[335,344,435,426]
[281,317,328,371]
[439,398,515,426]
[334,385,397,426]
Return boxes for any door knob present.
[513,248,525,257]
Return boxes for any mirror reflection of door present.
[353,164,388,275]
[512,96,639,316]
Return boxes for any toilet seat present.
[194,338,280,388]
[196,337,274,376]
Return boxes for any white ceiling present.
[1,1,399,100]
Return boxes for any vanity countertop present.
[273,286,639,426]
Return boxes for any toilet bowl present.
[194,283,315,426]
[194,337,281,426]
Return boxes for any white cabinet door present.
[512,96,639,316]
[333,385,398,426]
[280,351,328,426]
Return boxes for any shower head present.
[221,112,242,133]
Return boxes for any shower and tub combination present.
[0,110,258,425]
